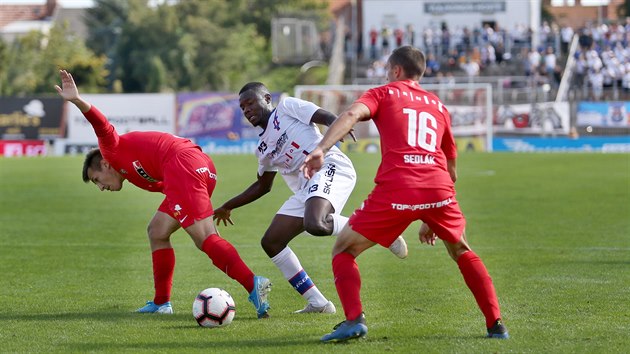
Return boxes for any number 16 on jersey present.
[404,108,437,152]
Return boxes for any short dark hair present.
[82,148,103,183]
[239,82,270,96]
[389,46,426,79]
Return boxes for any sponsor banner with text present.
[0,97,64,140]
[176,92,281,140]
[493,136,630,152]
[0,140,47,157]
[576,101,630,127]
[66,93,175,143]
[494,102,570,134]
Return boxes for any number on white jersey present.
[404,108,437,152]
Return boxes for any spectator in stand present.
[446,48,461,70]
[574,50,588,87]
[614,42,626,62]
[394,27,404,48]
[540,21,552,46]
[622,62,630,92]
[560,24,574,55]
[482,43,497,68]
[369,26,378,60]
[586,48,603,72]
[462,27,472,52]
[426,53,441,74]
[527,48,541,76]
[470,47,482,68]
[579,28,594,51]
[406,24,415,47]
[441,23,451,55]
[461,56,480,78]
[544,46,557,76]
[495,42,507,65]
[381,25,391,56]
[589,67,605,100]
[423,26,434,55]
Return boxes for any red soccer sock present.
[332,252,363,321]
[202,234,255,293]
[152,248,175,305]
[457,251,502,328]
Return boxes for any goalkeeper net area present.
[295,83,493,152]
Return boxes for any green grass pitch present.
[0,152,628,353]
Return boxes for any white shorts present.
[277,152,357,218]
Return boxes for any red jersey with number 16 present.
[356,80,457,192]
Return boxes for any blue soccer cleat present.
[321,313,368,343]
[136,301,173,314]
[486,319,510,339]
[248,275,272,318]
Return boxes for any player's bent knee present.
[303,218,332,236]
[260,236,285,257]
[147,225,169,243]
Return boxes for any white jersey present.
[255,97,342,192]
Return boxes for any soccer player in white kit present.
[213,82,408,314]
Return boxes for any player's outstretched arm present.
[310,109,357,143]
[55,70,91,113]
[213,171,277,226]
[301,102,369,179]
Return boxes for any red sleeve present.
[84,105,119,151]
[441,108,457,160]
[356,87,382,117]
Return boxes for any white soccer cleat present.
[389,236,408,259]
[294,300,336,314]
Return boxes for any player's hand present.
[213,207,234,227]
[300,147,325,179]
[54,70,80,101]
[338,128,357,143]
[419,223,437,246]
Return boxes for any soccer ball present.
[192,288,236,328]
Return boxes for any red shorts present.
[349,187,465,246]
[157,148,217,228]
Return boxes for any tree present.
[617,0,630,17]
[85,0,330,93]
[0,24,107,96]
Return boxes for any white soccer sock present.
[271,246,328,307]
[331,214,349,236]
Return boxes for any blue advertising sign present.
[576,101,630,127]
[493,136,630,152]
[176,92,281,141]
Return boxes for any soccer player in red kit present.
[55,70,272,319]
[302,46,509,341]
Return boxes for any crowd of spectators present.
[573,18,630,100]
[363,21,560,81]
[360,18,630,101]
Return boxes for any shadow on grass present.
[64,337,316,352]
[0,307,262,324]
